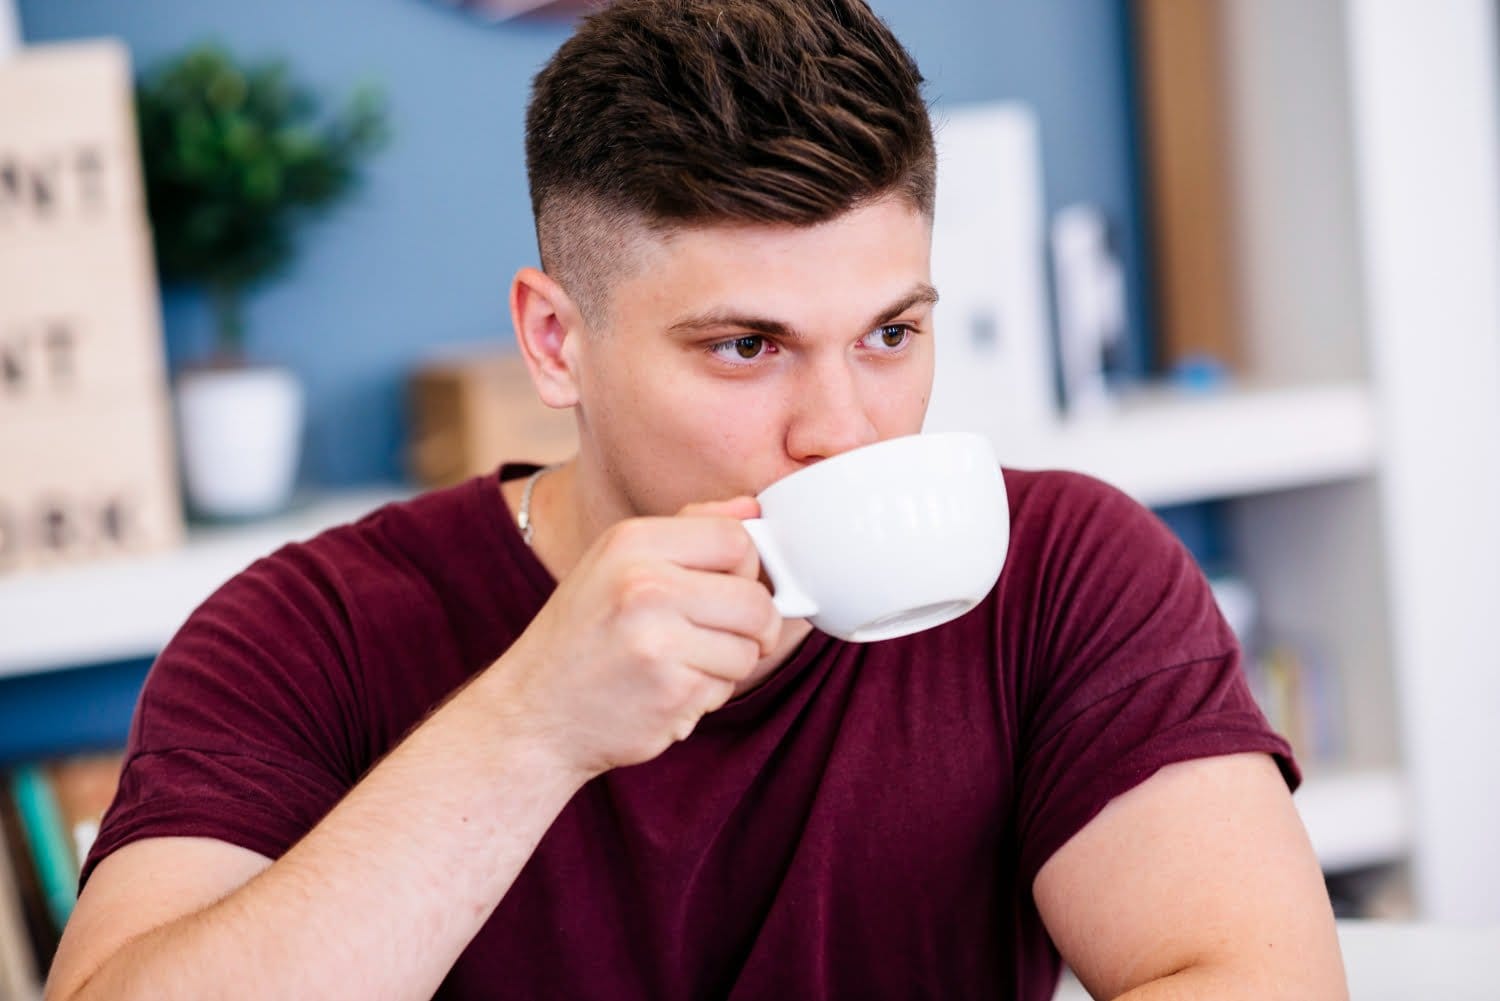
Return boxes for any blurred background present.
[2,0,1499,994]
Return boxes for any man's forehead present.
[643,199,930,281]
[556,196,933,332]
[656,196,931,250]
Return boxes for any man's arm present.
[1033,752,1348,1000]
[46,500,780,1001]
[46,675,589,1001]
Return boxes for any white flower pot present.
[175,364,305,520]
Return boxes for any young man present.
[47,1,1346,998]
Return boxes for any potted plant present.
[135,44,389,519]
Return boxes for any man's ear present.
[510,266,586,409]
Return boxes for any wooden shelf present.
[986,381,1380,508]
[0,487,413,679]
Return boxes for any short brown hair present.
[524,0,936,323]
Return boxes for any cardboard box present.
[406,349,577,487]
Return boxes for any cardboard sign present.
[0,41,183,574]
[1,226,166,409]
[0,398,180,572]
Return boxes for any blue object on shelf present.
[1152,500,1232,576]
[0,659,152,765]
[9,764,79,929]
[1169,353,1231,393]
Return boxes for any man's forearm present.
[61,669,587,1001]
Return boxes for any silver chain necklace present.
[516,464,557,547]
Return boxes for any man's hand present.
[49,498,782,1001]
[487,496,783,779]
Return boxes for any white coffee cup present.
[741,431,1009,643]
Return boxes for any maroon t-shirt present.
[84,466,1297,999]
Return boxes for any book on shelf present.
[0,780,53,995]
[1244,639,1347,768]
[1129,0,1244,373]
[0,750,124,990]
[0,815,41,1001]
[1211,576,1347,767]
[8,767,77,934]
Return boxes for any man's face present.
[564,196,936,517]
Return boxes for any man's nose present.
[784,359,879,463]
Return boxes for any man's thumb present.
[678,495,761,520]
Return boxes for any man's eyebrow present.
[869,282,941,328]
[665,282,940,340]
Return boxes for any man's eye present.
[865,324,911,349]
[710,335,769,361]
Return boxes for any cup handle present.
[741,518,819,619]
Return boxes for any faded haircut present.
[524,0,936,326]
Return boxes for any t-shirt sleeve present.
[80,542,364,890]
[1008,472,1300,889]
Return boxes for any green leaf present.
[133,42,392,353]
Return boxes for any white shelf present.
[987,381,1379,508]
[1058,921,1500,1001]
[1296,769,1411,873]
[0,487,413,679]
[0,459,1408,883]
[0,383,1377,681]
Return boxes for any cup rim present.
[756,430,994,504]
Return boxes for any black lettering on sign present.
[40,497,73,551]
[99,496,132,543]
[43,321,77,385]
[0,161,18,210]
[0,145,113,222]
[10,492,141,560]
[0,318,82,396]
[75,147,108,211]
[0,329,21,390]
[0,501,15,568]
[31,154,58,214]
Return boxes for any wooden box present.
[406,349,577,487]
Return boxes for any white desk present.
[1053,920,1500,999]
[0,487,412,678]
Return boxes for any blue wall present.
[20,0,1148,487]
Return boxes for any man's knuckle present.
[659,672,698,710]
[615,566,670,610]
[624,625,669,667]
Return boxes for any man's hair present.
[524,0,936,324]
